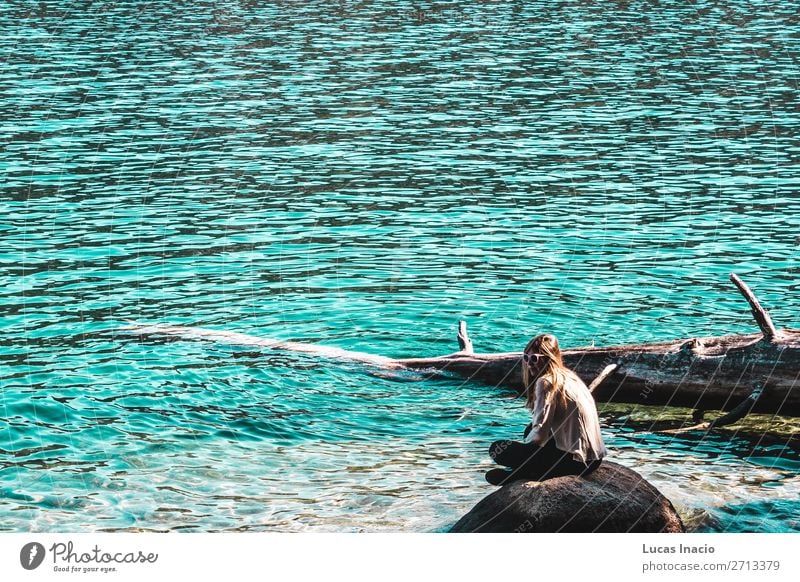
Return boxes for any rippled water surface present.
[1,0,799,532]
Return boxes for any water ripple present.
[1,0,799,531]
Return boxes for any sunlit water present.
[1,0,799,532]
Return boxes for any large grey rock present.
[451,462,685,533]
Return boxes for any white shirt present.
[523,372,607,464]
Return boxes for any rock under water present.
[450,461,685,533]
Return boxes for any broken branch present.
[588,363,619,393]
[658,384,764,434]
[730,273,781,342]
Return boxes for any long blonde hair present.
[522,333,571,412]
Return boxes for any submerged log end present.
[729,273,782,342]
[706,383,764,431]
[658,383,763,435]
[457,320,474,354]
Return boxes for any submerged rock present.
[451,462,685,533]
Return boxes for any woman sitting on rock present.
[485,333,607,486]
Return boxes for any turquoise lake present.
[1,0,799,532]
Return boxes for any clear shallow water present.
[1,0,799,532]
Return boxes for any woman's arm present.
[523,378,554,445]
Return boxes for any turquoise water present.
[1,0,799,532]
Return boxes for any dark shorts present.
[487,438,601,484]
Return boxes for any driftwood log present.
[396,274,799,417]
[120,274,800,418]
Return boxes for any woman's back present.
[486,333,607,485]
[548,372,607,464]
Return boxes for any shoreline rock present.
[450,461,685,533]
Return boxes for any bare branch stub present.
[457,320,474,354]
[588,363,619,393]
[729,273,781,342]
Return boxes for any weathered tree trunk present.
[120,274,800,417]
[397,329,800,417]
[396,274,800,417]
